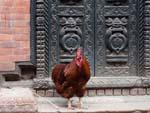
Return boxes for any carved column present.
[145,0,150,76]
[33,0,50,89]
[137,0,145,76]
[35,0,49,78]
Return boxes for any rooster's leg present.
[77,97,82,109]
[68,98,72,109]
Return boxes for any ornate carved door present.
[48,0,95,76]
[94,0,144,77]
[33,0,145,87]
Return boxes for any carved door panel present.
[34,0,144,78]
[49,0,95,76]
[48,0,144,77]
[94,0,143,76]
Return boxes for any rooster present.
[51,48,90,109]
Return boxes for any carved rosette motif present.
[59,17,82,54]
[105,17,128,63]
[105,17,128,54]
[57,4,84,63]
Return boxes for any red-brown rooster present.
[51,48,90,109]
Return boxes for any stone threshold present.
[38,96,150,113]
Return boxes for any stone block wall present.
[35,87,150,97]
[0,0,30,71]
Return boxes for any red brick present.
[0,55,29,62]
[12,55,30,61]
[0,34,13,41]
[12,27,29,34]
[0,27,12,34]
[12,14,30,20]
[0,0,30,71]
[13,34,29,41]
[0,40,19,48]
[0,7,30,14]
[0,62,15,71]
[0,27,29,34]
[3,0,14,7]
[15,7,30,14]
[0,55,14,62]
[13,48,30,55]
[15,0,30,7]
[0,14,10,21]
[0,48,13,55]
[14,20,30,27]
[18,41,30,48]
[0,20,29,28]
[0,6,12,14]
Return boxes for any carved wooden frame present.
[31,0,149,89]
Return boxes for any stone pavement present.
[38,96,150,113]
[0,88,37,113]
[0,87,150,113]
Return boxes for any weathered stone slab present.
[38,96,150,113]
[34,77,150,89]
[0,87,37,112]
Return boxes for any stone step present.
[0,88,37,113]
[38,96,150,113]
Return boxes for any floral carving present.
[105,17,128,54]
[59,17,82,54]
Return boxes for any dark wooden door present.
[48,0,144,77]
[49,0,95,76]
[34,0,144,79]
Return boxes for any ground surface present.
[38,96,150,113]
[1,88,150,113]
[0,88,37,112]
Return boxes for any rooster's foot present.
[67,99,74,110]
[77,97,82,109]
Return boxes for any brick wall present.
[0,0,30,71]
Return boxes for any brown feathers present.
[51,48,90,99]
